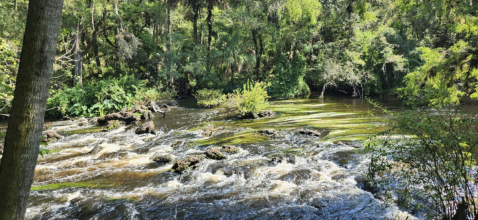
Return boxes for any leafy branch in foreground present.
[364,102,478,219]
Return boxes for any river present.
[22,96,453,219]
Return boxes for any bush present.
[226,81,269,116]
[365,104,478,219]
[194,89,226,108]
[133,88,177,106]
[47,75,147,118]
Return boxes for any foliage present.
[133,87,177,105]
[226,81,269,116]
[365,103,478,219]
[194,89,226,108]
[270,54,309,98]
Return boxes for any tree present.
[0,0,64,219]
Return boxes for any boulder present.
[135,121,156,135]
[241,112,260,119]
[298,129,321,137]
[103,120,122,131]
[205,148,226,160]
[97,111,141,125]
[151,153,173,164]
[171,154,206,173]
[258,129,282,138]
[258,110,275,118]
[202,126,221,138]
[135,108,154,120]
[221,145,239,154]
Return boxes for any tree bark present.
[14,0,17,11]
[167,0,172,51]
[0,0,64,219]
[320,83,328,99]
[252,28,260,80]
[72,23,83,87]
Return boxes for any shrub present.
[226,81,269,116]
[365,104,478,219]
[194,89,226,108]
[47,75,147,118]
[133,88,177,105]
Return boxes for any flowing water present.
[21,96,451,219]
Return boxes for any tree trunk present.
[0,0,64,219]
[72,22,83,87]
[14,0,17,11]
[320,83,327,99]
[193,6,199,45]
[252,28,260,80]
[207,1,213,51]
[167,0,172,51]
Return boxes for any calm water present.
[23,96,476,220]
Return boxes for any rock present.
[62,116,71,121]
[298,129,321,137]
[46,130,63,139]
[171,141,184,149]
[103,120,122,131]
[97,111,141,125]
[258,129,282,138]
[355,175,380,194]
[258,110,275,118]
[334,141,362,148]
[135,108,154,120]
[205,148,226,160]
[166,100,180,108]
[241,112,260,119]
[221,145,239,154]
[135,121,156,135]
[171,154,206,173]
[151,153,173,164]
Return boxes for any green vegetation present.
[194,89,226,108]
[226,81,269,116]
[365,102,478,219]
[31,181,111,191]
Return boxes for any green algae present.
[31,181,112,191]
[195,131,269,146]
[62,126,105,135]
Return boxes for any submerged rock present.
[297,129,321,137]
[135,121,156,135]
[258,129,282,138]
[87,145,104,156]
[171,141,185,149]
[334,141,363,148]
[151,153,173,164]
[205,148,226,160]
[221,145,239,154]
[202,126,221,137]
[171,154,206,173]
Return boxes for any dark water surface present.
[21,96,477,219]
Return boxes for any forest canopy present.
[1,0,478,116]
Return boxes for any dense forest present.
[1,0,478,117]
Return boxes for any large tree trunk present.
[0,0,64,219]
[167,0,172,50]
[14,0,17,11]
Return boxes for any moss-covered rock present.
[171,154,206,173]
[103,120,123,131]
[171,140,185,149]
[205,148,226,160]
[135,121,157,135]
